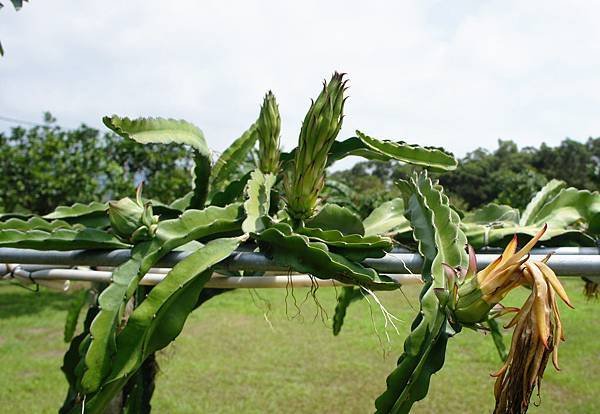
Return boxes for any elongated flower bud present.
[285,72,348,221]
[257,91,281,175]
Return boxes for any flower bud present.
[284,72,348,221]
[108,185,158,242]
[257,91,281,175]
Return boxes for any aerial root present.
[283,270,303,321]
[398,286,415,311]
[361,286,401,337]
[284,270,291,319]
[248,288,274,331]
[361,288,388,357]
[308,275,329,325]
[387,253,415,276]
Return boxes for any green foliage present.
[82,237,243,414]
[487,318,508,362]
[331,166,403,218]
[63,289,90,343]
[524,186,600,232]
[332,286,363,335]
[256,222,396,289]
[461,203,519,225]
[298,227,393,261]
[492,169,549,209]
[520,179,565,225]
[3,0,26,10]
[44,201,110,228]
[103,115,212,211]
[45,202,108,219]
[80,204,244,394]
[0,216,76,231]
[461,182,600,248]
[332,138,600,214]
[103,116,209,154]
[325,137,393,164]
[285,72,347,220]
[304,204,364,236]
[320,179,361,215]
[60,298,100,414]
[190,152,211,209]
[0,119,193,214]
[209,123,258,195]
[5,73,593,414]
[354,131,457,171]
[242,170,276,234]
[533,138,600,190]
[81,248,148,393]
[153,203,244,251]
[257,91,281,174]
[440,139,599,210]
[375,172,467,414]
[0,227,129,250]
[209,171,253,207]
[363,198,410,237]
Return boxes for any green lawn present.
[0,278,598,413]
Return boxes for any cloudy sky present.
[1,0,600,167]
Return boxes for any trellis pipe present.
[0,248,598,276]
[2,267,423,288]
[393,246,600,255]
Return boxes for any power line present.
[0,115,47,127]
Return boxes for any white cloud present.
[1,0,599,168]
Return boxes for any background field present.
[0,278,598,413]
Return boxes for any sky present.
[1,0,600,169]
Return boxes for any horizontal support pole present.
[1,247,599,276]
[394,246,600,255]
[3,266,423,289]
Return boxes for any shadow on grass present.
[0,282,74,320]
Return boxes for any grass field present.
[0,278,598,413]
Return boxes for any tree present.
[0,114,193,214]
[532,139,599,191]
[439,140,549,210]
[332,137,599,214]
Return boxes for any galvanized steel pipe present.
[1,247,598,276]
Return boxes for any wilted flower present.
[492,258,573,414]
[452,225,549,324]
[443,225,573,414]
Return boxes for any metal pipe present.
[6,266,71,291]
[474,246,599,255]
[6,267,422,289]
[391,246,600,255]
[1,248,598,276]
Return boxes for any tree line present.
[330,137,599,216]
[0,114,193,214]
[1,113,598,215]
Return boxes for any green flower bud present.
[109,185,158,242]
[257,91,281,175]
[109,197,144,240]
[285,72,348,221]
